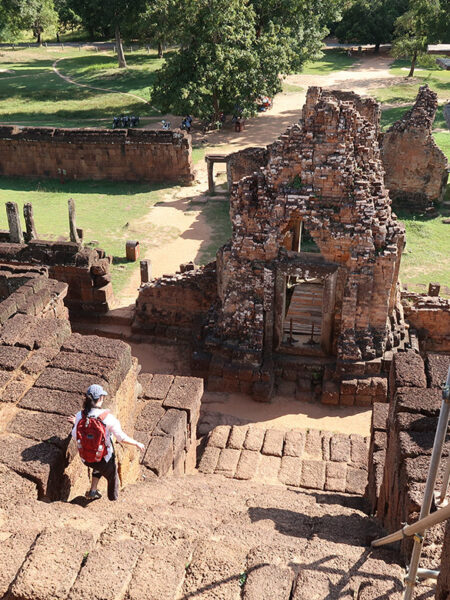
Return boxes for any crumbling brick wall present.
[227,147,269,186]
[210,88,404,368]
[134,87,406,402]
[381,85,448,212]
[0,126,194,184]
[371,350,449,564]
[0,241,113,315]
[303,87,381,136]
[402,291,450,353]
[133,262,218,339]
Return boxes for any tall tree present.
[392,0,442,76]
[68,0,145,67]
[0,0,58,43]
[335,0,408,52]
[133,0,179,58]
[250,0,342,70]
[54,0,82,41]
[150,0,289,119]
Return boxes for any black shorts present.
[84,455,119,501]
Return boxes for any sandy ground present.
[128,341,371,435]
[120,53,410,436]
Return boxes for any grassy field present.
[0,47,162,127]
[300,49,356,74]
[0,46,448,296]
[0,178,175,293]
[398,211,450,293]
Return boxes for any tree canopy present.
[150,0,340,119]
[0,0,58,42]
[335,0,408,51]
[392,0,444,76]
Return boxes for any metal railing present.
[371,366,450,600]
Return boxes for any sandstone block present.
[215,448,240,478]
[279,455,302,487]
[208,425,230,448]
[283,430,305,457]
[261,429,285,457]
[304,429,322,459]
[330,434,351,462]
[325,461,347,492]
[244,426,265,452]
[346,465,367,495]
[300,460,326,490]
[143,436,173,476]
[227,425,248,450]
[197,446,221,474]
[234,449,259,480]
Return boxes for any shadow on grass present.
[0,177,171,196]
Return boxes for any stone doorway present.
[273,255,339,357]
[282,277,324,349]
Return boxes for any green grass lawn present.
[0,47,162,127]
[282,82,304,93]
[300,49,356,74]
[373,58,449,104]
[0,178,174,293]
[399,211,450,292]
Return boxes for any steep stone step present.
[8,526,97,600]
[126,539,193,600]
[68,535,142,600]
[198,426,369,495]
[181,539,247,600]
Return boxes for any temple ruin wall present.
[0,240,114,315]
[402,291,450,353]
[0,126,195,183]
[381,85,448,212]
[369,350,449,563]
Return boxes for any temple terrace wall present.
[368,350,449,564]
[0,126,195,184]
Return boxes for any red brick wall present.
[0,127,194,184]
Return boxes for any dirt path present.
[52,58,150,105]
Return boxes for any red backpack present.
[76,410,110,463]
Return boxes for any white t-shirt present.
[72,408,131,462]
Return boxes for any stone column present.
[6,202,24,243]
[206,158,215,193]
[140,260,151,283]
[23,203,38,242]
[68,198,81,244]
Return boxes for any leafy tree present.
[150,0,289,120]
[0,0,58,43]
[133,0,179,58]
[250,0,342,70]
[392,0,442,76]
[335,0,408,52]
[68,0,146,67]
[54,0,82,41]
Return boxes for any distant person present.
[69,384,145,501]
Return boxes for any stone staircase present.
[1,470,417,600]
[198,425,369,495]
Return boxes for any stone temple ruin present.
[136,87,411,405]
[381,85,448,213]
[0,86,449,599]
